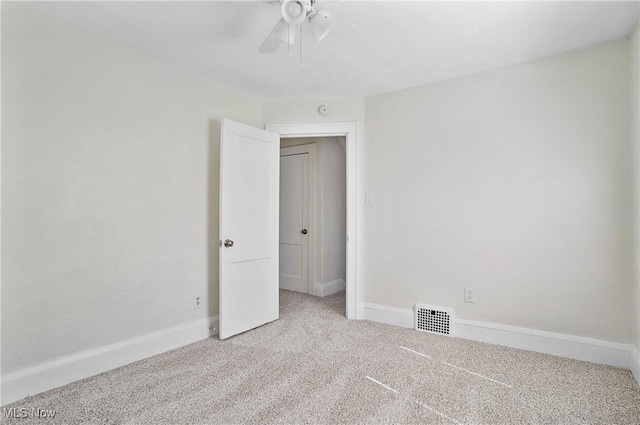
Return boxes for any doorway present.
[266,122,359,320]
[279,138,346,298]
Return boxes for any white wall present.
[281,137,346,289]
[1,4,262,375]
[320,138,347,285]
[364,40,633,343]
[632,23,640,353]
[263,98,365,125]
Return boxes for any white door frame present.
[266,122,358,320]
[280,144,316,295]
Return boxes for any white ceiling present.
[29,1,639,100]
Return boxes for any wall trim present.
[314,279,346,297]
[360,303,414,329]
[359,302,632,369]
[1,316,219,406]
[631,345,640,386]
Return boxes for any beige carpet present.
[3,290,639,424]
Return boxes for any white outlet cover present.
[464,288,475,303]
[193,295,202,309]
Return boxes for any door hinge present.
[219,240,222,247]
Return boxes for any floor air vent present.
[415,304,454,336]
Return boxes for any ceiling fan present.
[258,0,361,60]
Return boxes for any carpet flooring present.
[3,290,639,424]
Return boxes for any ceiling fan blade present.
[326,9,370,39]
[258,17,296,53]
[259,18,286,53]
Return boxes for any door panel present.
[219,119,280,339]
[279,153,309,293]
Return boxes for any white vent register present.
[415,304,454,336]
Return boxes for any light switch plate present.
[365,192,374,205]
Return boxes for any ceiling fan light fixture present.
[309,9,335,42]
[282,0,307,25]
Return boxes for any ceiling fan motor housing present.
[282,0,311,25]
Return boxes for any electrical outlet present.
[193,295,202,309]
[464,288,475,303]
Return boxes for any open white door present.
[219,119,280,339]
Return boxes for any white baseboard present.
[314,279,345,297]
[630,345,640,386]
[455,318,630,369]
[360,303,414,329]
[1,316,219,406]
[359,302,632,370]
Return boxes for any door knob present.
[224,239,234,248]
[301,229,308,235]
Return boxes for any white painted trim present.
[361,303,414,329]
[315,279,346,297]
[1,316,219,406]
[631,345,640,386]
[359,302,632,369]
[455,318,630,368]
[266,122,359,320]
[280,144,316,296]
